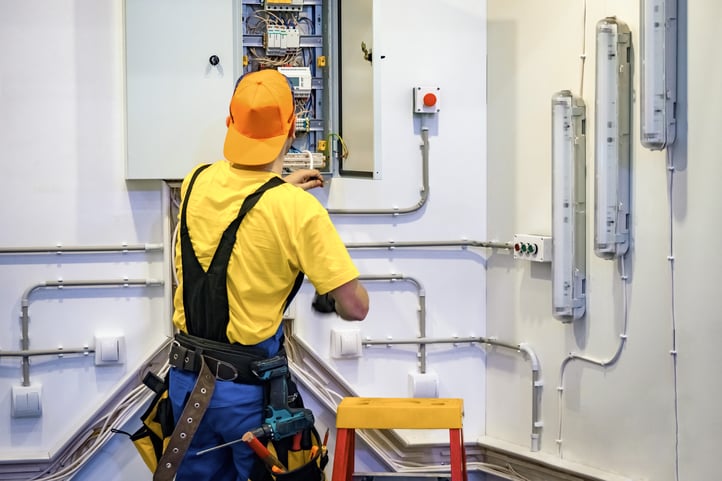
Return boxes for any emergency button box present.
[413,86,441,113]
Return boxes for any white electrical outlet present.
[12,385,42,418]
[94,335,126,365]
[513,234,552,262]
[408,372,439,398]
[330,328,362,358]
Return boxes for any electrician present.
[166,68,369,481]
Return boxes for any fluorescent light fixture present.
[640,0,678,150]
[551,90,586,322]
[594,17,631,259]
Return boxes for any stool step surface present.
[336,397,463,429]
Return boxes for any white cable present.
[666,146,680,481]
[579,0,588,97]
[170,220,180,286]
[28,361,170,480]
[303,149,314,170]
[30,383,152,480]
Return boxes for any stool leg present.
[448,428,468,481]
[332,428,355,481]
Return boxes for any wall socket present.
[94,335,125,365]
[12,385,42,418]
[513,234,552,262]
[409,372,439,398]
[330,328,362,358]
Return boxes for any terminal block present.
[284,152,326,170]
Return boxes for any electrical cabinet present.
[125,0,377,181]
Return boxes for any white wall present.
[11,1,721,480]
[0,0,168,473]
[487,1,722,480]
[0,1,490,480]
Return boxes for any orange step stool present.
[332,397,468,481]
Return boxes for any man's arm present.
[327,278,369,321]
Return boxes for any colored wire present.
[297,16,315,35]
[327,133,349,160]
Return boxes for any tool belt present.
[170,332,271,385]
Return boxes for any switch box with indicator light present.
[513,234,552,262]
[413,86,440,113]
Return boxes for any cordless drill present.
[250,355,314,441]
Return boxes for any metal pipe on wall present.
[0,348,93,357]
[358,274,428,373]
[0,243,163,255]
[344,243,535,446]
[326,128,430,215]
[19,279,163,386]
[347,239,513,250]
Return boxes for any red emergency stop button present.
[423,92,437,107]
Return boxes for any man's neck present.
[229,156,283,174]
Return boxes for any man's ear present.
[288,116,296,139]
[226,116,231,128]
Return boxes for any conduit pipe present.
[358,274,428,373]
[0,347,93,357]
[326,128,430,216]
[0,243,163,255]
[347,240,513,250]
[556,256,630,456]
[19,279,163,386]
[362,335,542,451]
[305,272,542,450]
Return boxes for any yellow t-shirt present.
[172,161,359,345]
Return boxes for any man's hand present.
[284,169,324,191]
[311,292,336,314]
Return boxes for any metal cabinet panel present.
[125,0,235,180]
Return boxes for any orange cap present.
[224,69,295,166]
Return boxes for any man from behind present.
[165,68,368,481]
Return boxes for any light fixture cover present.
[594,17,631,259]
[640,0,678,150]
[551,90,586,322]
